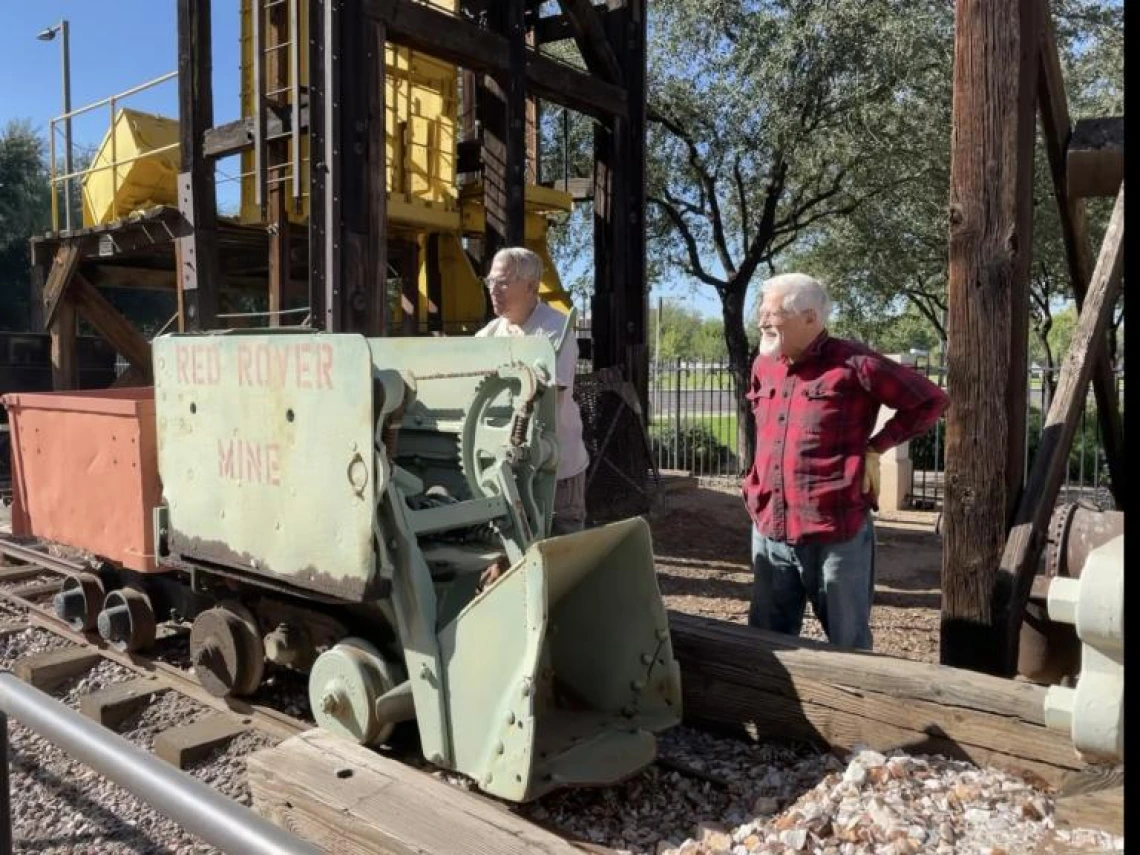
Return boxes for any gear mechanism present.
[458,370,532,498]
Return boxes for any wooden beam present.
[81,262,284,294]
[366,15,389,336]
[70,272,154,380]
[1066,117,1123,199]
[50,300,78,391]
[534,4,613,45]
[941,0,1039,675]
[177,0,221,331]
[249,729,591,854]
[202,104,310,160]
[266,0,290,328]
[307,0,328,329]
[668,612,1089,789]
[555,0,622,83]
[41,243,81,330]
[1036,12,1125,507]
[993,187,1124,676]
[362,0,627,121]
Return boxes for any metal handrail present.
[0,673,319,855]
[48,71,178,231]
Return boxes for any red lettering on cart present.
[176,343,222,386]
[236,342,335,390]
[217,438,282,486]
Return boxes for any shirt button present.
[777,415,786,423]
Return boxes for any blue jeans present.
[748,516,876,650]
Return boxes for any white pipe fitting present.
[1042,534,1124,761]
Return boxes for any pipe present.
[1,711,10,855]
[0,674,319,855]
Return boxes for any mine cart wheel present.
[53,572,106,632]
[190,600,266,698]
[308,638,403,747]
[96,586,157,653]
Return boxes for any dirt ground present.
[649,482,943,662]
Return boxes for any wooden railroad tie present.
[153,713,251,769]
[14,647,101,693]
[80,677,170,730]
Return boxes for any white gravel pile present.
[648,748,1121,855]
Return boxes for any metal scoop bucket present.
[437,515,682,802]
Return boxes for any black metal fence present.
[906,357,1124,511]
[647,359,743,481]
[638,355,1125,510]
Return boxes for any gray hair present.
[761,272,831,322]
[493,247,544,286]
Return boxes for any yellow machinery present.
[80,108,181,228]
[235,0,574,333]
[78,1,576,334]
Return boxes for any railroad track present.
[0,536,730,855]
[0,537,309,767]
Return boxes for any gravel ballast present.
[1,620,1123,854]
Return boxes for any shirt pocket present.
[799,378,846,436]
[746,382,778,421]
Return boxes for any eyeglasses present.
[484,275,513,290]
[757,308,792,322]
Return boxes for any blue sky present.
[1,1,721,316]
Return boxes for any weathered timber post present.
[942,0,1040,673]
[176,0,221,332]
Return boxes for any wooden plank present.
[14,647,101,692]
[1036,11,1125,508]
[993,187,1124,674]
[941,0,1040,674]
[1066,117,1123,199]
[266,0,290,329]
[41,243,81,330]
[249,729,588,855]
[362,0,627,121]
[668,612,1090,788]
[1054,786,1123,836]
[69,272,153,379]
[177,0,221,331]
[153,713,250,769]
[80,677,169,730]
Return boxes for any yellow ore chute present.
[80,108,181,229]
[237,0,576,330]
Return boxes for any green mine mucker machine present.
[138,331,682,802]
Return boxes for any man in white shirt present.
[475,247,590,536]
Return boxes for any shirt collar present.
[503,300,541,336]
[783,329,830,367]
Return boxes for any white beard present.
[758,332,782,357]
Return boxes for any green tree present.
[641,0,950,467]
[0,120,51,331]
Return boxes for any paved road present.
[648,388,737,418]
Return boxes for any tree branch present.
[733,155,751,254]
[647,194,726,289]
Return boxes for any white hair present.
[493,247,544,286]
[761,273,831,322]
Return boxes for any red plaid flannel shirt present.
[742,332,949,545]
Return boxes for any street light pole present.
[61,19,73,232]
[38,19,73,232]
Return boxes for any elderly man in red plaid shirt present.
[743,273,949,650]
